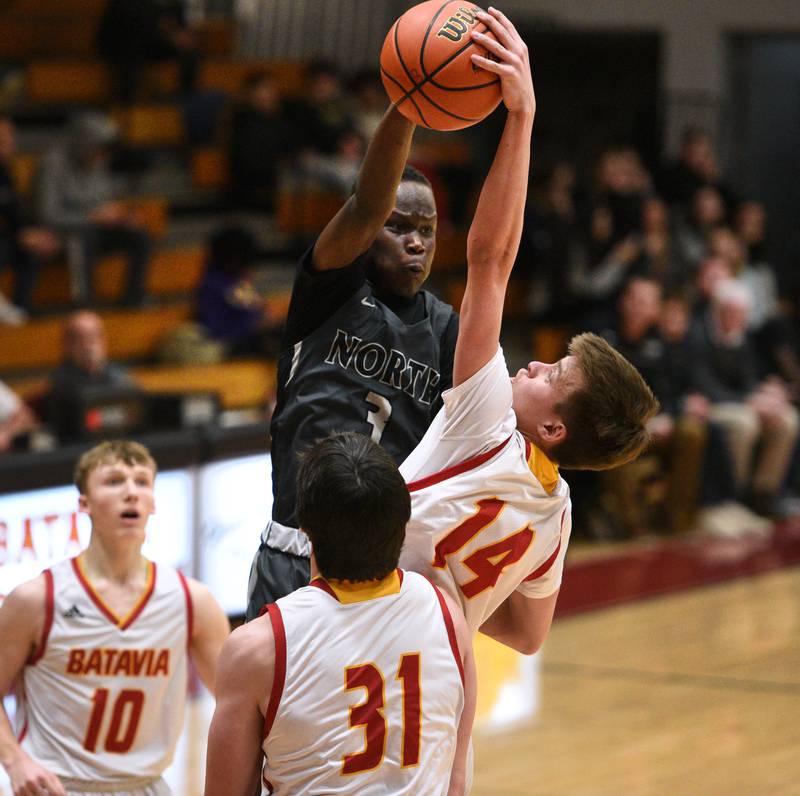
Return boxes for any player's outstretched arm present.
[479,588,559,655]
[313,106,415,271]
[185,578,230,695]
[204,621,272,796]
[453,8,535,387]
[442,590,476,796]
[0,577,67,796]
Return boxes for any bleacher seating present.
[0,304,193,372]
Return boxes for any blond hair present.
[550,333,659,470]
[74,440,157,495]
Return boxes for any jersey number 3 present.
[342,653,421,775]
[433,498,534,598]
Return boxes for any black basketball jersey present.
[270,280,457,527]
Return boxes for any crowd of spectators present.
[517,127,800,536]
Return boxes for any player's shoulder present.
[0,571,48,620]
[220,615,275,679]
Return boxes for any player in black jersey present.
[246,106,458,617]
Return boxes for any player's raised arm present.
[313,106,415,271]
[453,8,535,387]
[0,578,67,796]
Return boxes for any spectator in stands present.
[568,147,653,327]
[658,291,769,535]
[46,310,134,443]
[298,127,366,197]
[517,161,577,321]
[596,275,706,534]
[659,126,736,208]
[689,279,799,516]
[285,61,352,158]
[96,0,199,103]
[0,379,37,453]
[0,116,61,319]
[35,111,152,307]
[638,196,687,288]
[349,70,387,142]
[196,226,281,356]
[733,202,800,393]
[228,70,295,212]
[673,185,727,272]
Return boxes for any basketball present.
[380,1,502,131]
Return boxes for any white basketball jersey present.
[17,556,191,782]
[262,569,464,796]
[400,347,572,635]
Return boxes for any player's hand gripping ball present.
[380,1,502,130]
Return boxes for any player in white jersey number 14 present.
[0,440,230,796]
[397,8,659,652]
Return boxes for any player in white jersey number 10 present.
[205,433,475,796]
[397,8,659,652]
[0,440,230,796]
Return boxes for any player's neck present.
[80,538,148,586]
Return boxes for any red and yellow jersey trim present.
[27,568,54,666]
[406,436,512,492]
[525,440,560,495]
[311,569,404,604]
[71,555,157,630]
[263,602,287,740]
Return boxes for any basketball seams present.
[381,65,432,128]
[419,1,455,79]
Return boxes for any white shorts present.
[61,776,171,796]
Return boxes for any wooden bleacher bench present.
[7,359,276,412]
[0,20,98,59]
[112,105,185,148]
[26,61,111,105]
[198,60,307,97]
[25,62,180,106]
[0,303,192,372]
[191,146,228,191]
[276,190,345,237]
[1,243,201,310]
[132,359,276,410]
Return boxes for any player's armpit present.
[478,587,559,655]
[186,578,230,695]
[204,621,273,796]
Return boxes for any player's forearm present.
[0,704,25,770]
[352,105,415,224]
[466,108,534,281]
[479,589,554,655]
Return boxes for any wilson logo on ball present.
[436,6,481,42]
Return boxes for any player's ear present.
[78,493,89,514]
[539,420,566,445]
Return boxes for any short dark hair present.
[401,164,432,189]
[295,432,410,581]
[550,333,659,470]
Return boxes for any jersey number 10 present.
[83,688,145,754]
[342,653,421,775]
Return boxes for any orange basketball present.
[380,1,502,131]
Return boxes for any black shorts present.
[245,538,310,621]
